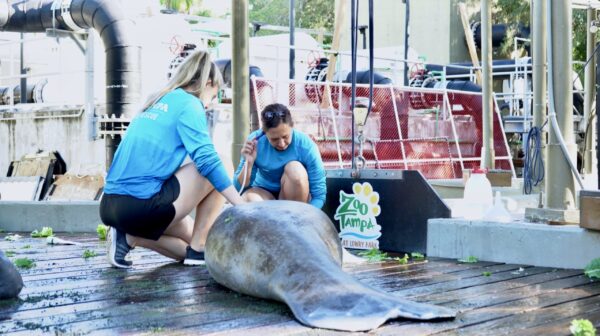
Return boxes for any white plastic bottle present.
[463,168,493,220]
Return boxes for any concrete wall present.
[428,218,600,269]
[335,0,472,66]
[0,108,105,176]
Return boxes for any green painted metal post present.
[481,0,495,169]
[584,7,596,175]
[546,0,576,210]
[231,0,250,165]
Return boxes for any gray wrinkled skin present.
[0,250,23,300]
[205,201,456,332]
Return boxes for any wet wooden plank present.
[440,293,600,335]
[375,280,600,335]
[0,234,596,336]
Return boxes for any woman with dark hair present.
[234,103,326,208]
[100,50,246,269]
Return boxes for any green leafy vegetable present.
[393,254,409,265]
[482,271,492,277]
[458,256,479,263]
[584,258,600,280]
[4,251,15,257]
[30,227,53,238]
[358,249,389,262]
[14,258,35,269]
[411,252,426,261]
[96,224,109,241]
[21,245,31,249]
[83,250,97,259]
[570,319,596,336]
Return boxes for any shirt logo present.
[151,102,169,113]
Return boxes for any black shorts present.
[243,186,280,200]
[99,175,180,241]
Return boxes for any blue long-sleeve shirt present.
[104,88,232,199]
[233,129,327,208]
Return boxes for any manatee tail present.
[276,272,456,332]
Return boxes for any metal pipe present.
[289,0,295,80]
[85,29,95,141]
[19,32,26,104]
[546,0,577,210]
[596,41,600,188]
[0,0,141,169]
[532,0,547,131]
[481,0,495,169]
[232,0,250,165]
[584,7,596,174]
[532,0,547,190]
[403,0,410,87]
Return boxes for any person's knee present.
[243,192,264,202]
[283,161,308,185]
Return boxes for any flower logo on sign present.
[334,182,382,250]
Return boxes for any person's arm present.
[221,185,247,205]
[304,139,327,208]
[233,140,257,190]
[177,100,232,192]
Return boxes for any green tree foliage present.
[160,0,196,14]
[471,0,588,63]
[493,0,530,57]
[249,0,334,43]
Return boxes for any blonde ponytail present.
[141,50,223,111]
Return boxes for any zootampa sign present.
[334,182,382,250]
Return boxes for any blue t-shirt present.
[104,88,232,199]
[233,129,327,208]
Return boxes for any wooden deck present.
[0,233,598,335]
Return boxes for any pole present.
[532,0,547,189]
[584,7,596,174]
[532,0,547,131]
[19,32,26,104]
[596,41,600,189]
[289,0,295,80]
[403,0,410,87]
[481,0,495,169]
[232,0,250,165]
[546,0,576,210]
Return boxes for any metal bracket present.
[97,115,131,139]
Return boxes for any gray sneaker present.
[107,227,133,269]
[183,246,205,266]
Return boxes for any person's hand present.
[241,139,257,164]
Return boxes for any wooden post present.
[458,3,482,84]
[320,0,348,108]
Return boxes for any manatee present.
[0,250,24,300]
[205,201,456,332]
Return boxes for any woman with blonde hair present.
[100,50,245,268]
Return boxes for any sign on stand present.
[334,182,382,250]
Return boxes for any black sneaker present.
[183,246,205,266]
[107,227,133,269]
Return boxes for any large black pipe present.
[472,23,530,49]
[289,0,295,80]
[0,0,141,168]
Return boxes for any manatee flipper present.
[274,261,456,332]
[0,250,24,300]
